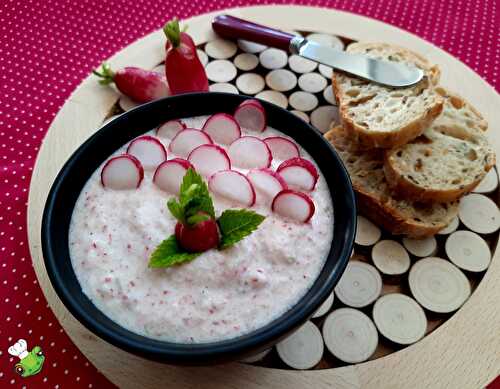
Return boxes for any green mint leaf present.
[148,235,199,268]
[167,198,184,223]
[187,213,210,225]
[197,195,216,220]
[179,169,215,219]
[181,184,200,207]
[218,209,265,250]
[166,169,216,224]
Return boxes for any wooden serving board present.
[27,5,500,388]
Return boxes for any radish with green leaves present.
[149,169,265,265]
[93,63,170,103]
[163,18,209,94]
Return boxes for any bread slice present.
[384,88,495,203]
[324,125,458,237]
[332,42,444,148]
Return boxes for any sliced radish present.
[202,113,241,145]
[264,136,300,161]
[153,158,193,195]
[247,168,287,202]
[234,99,267,132]
[187,144,231,177]
[228,136,272,169]
[126,135,167,170]
[272,189,315,223]
[239,98,262,107]
[208,170,256,206]
[277,157,319,191]
[168,129,213,158]
[157,119,186,139]
[101,154,144,190]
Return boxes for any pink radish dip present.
[69,115,334,343]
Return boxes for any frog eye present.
[14,364,24,376]
[37,350,43,356]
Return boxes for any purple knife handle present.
[212,15,294,52]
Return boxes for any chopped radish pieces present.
[126,135,167,170]
[101,154,144,190]
[272,190,315,223]
[277,157,319,191]
[264,136,300,160]
[234,99,267,132]
[228,136,272,169]
[168,129,213,158]
[153,158,193,195]
[202,113,241,145]
[157,119,186,139]
[247,168,287,202]
[188,144,231,177]
[209,170,256,206]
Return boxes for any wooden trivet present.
[27,5,500,388]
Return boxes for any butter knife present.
[212,15,423,87]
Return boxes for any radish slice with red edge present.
[101,154,144,190]
[168,129,213,158]
[126,135,167,170]
[188,144,231,177]
[157,119,186,139]
[239,98,262,107]
[209,170,256,206]
[228,136,272,169]
[277,157,319,191]
[202,113,241,145]
[247,168,287,202]
[234,99,267,132]
[272,189,315,223]
[264,136,300,160]
[153,158,193,195]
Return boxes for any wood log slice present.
[372,293,427,345]
[322,308,378,363]
[408,257,471,313]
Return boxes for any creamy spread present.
[68,116,334,343]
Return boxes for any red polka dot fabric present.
[0,0,498,387]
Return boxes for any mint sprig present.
[149,235,199,268]
[167,168,215,226]
[218,209,266,250]
[149,168,265,268]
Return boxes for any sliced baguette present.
[332,43,443,148]
[325,126,458,237]
[384,88,495,203]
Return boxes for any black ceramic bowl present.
[42,92,356,365]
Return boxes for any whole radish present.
[93,63,170,103]
[175,214,220,253]
[163,18,209,94]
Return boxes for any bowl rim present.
[41,92,356,364]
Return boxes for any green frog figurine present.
[8,339,45,377]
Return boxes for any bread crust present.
[383,89,495,202]
[383,153,494,203]
[332,42,444,149]
[355,190,451,238]
[335,91,444,148]
[324,128,458,237]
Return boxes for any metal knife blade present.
[292,38,424,87]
